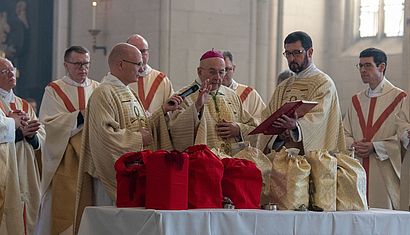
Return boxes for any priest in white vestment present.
[222,51,266,122]
[36,46,99,235]
[0,58,45,235]
[344,48,407,209]
[0,59,30,235]
[74,43,181,234]
[169,49,258,156]
[127,34,174,115]
[259,31,345,155]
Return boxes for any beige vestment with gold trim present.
[258,64,345,154]
[169,82,258,156]
[74,73,172,234]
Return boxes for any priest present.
[169,49,258,156]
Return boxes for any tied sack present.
[271,147,310,210]
[221,158,262,209]
[306,149,337,211]
[145,150,189,210]
[184,144,224,208]
[232,142,272,205]
[335,152,368,211]
[114,150,152,207]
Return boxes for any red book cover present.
[249,100,318,135]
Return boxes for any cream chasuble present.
[396,95,410,210]
[128,66,174,115]
[37,77,99,235]
[344,79,407,209]
[0,92,45,235]
[0,109,24,235]
[228,80,266,122]
[169,82,258,156]
[74,73,172,234]
[258,63,346,154]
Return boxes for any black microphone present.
[168,84,200,105]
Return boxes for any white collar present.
[228,79,238,90]
[367,78,386,97]
[139,64,152,77]
[62,75,91,87]
[101,72,128,88]
[0,88,14,103]
[294,63,321,79]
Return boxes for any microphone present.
[168,84,200,105]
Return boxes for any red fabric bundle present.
[145,150,189,210]
[114,150,152,207]
[184,144,224,208]
[221,158,263,209]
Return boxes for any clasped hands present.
[8,110,40,138]
[351,139,374,158]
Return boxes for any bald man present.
[74,43,181,233]
[169,49,258,156]
[0,57,45,235]
[127,34,174,115]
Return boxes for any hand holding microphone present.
[167,84,200,105]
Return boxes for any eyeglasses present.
[0,67,16,75]
[122,59,143,67]
[66,61,90,69]
[282,49,305,58]
[200,67,226,77]
[139,49,149,54]
[355,63,380,70]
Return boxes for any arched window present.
[359,0,404,38]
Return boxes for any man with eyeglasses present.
[127,34,174,115]
[36,46,99,235]
[169,49,258,155]
[259,31,345,155]
[344,47,408,210]
[74,43,180,233]
[0,57,38,234]
[221,51,266,122]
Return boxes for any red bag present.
[184,145,224,208]
[221,158,263,209]
[145,150,189,210]
[114,150,152,207]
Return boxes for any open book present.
[249,100,318,135]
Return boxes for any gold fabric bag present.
[270,147,310,210]
[335,152,368,211]
[233,142,272,205]
[306,149,337,211]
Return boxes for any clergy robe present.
[74,73,172,234]
[37,76,99,235]
[128,65,174,115]
[396,95,410,210]
[344,78,407,209]
[258,63,346,154]
[169,82,258,156]
[227,79,266,122]
[0,93,45,235]
[0,108,24,235]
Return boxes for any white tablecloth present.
[78,206,410,235]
